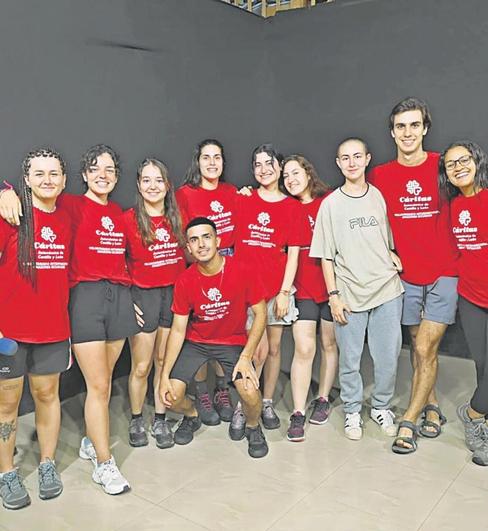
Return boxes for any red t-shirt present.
[233,191,309,301]
[123,208,186,288]
[0,208,71,343]
[59,194,130,287]
[450,190,488,308]
[369,152,458,285]
[176,183,237,249]
[295,196,329,303]
[172,257,265,346]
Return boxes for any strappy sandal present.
[419,404,447,438]
[392,420,418,454]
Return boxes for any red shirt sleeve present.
[0,219,14,254]
[171,273,192,316]
[244,263,266,306]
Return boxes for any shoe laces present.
[345,413,362,428]
[39,460,57,484]
[2,470,24,493]
[232,408,246,428]
[98,459,121,480]
[215,388,231,408]
[290,412,305,429]
[198,392,213,411]
[473,421,488,440]
[248,425,265,444]
[373,409,395,427]
[311,397,329,412]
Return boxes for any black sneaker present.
[213,387,234,422]
[261,403,280,430]
[245,425,269,458]
[195,392,220,426]
[128,416,148,447]
[229,407,246,441]
[174,416,202,445]
[150,418,175,449]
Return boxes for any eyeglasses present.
[445,155,473,171]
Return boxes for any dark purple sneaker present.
[196,392,220,426]
[309,397,331,425]
[287,412,306,442]
[213,387,234,422]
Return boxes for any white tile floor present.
[2,349,486,531]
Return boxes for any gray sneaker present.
[472,439,488,466]
[456,403,488,452]
[229,407,246,441]
[150,417,174,449]
[195,392,220,426]
[174,416,202,445]
[38,459,63,500]
[213,387,234,422]
[129,416,148,447]
[245,425,269,458]
[0,469,31,510]
[261,403,280,430]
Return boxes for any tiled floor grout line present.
[415,460,469,531]
[263,442,368,531]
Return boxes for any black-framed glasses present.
[445,155,473,171]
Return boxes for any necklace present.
[34,205,56,214]
[199,257,225,300]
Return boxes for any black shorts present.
[0,340,71,379]
[69,281,139,344]
[296,299,333,322]
[131,285,174,333]
[170,341,243,385]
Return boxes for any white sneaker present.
[79,436,97,465]
[92,456,130,495]
[371,408,397,437]
[344,412,363,440]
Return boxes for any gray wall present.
[4,0,483,408]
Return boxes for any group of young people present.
[0,96,486,511]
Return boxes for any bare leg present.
[128,330,158,415]
[74,341,124,463]
[153,327,170,415]
[167,380,197,417]
[0,377,23,472]
[318,319,338,399]
[28,373,61,462]
[290,320,316,413]
[263,325,284,400]
[396,320,447,447]
[235,380,262,427]
[253,331,270,378]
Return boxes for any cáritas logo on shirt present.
[35,226,65,250]
[96,216,123,237]
[248,212,274,233]
[208,200,231,221]
[200,287,230,316]
[453,210,477,235]
[399,180,432,204]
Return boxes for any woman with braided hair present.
[0,148,71,510]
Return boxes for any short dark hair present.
[185,216,217,235]
[389,97,432,132]
[80,144,121,183]
[251,143,284,169]
[439,140,488,199]
[336,137,370,157]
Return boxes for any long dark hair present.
[135,158,184,246]
[439,141,488,199]
[183,139,226,187]
[282,154,329,199]
[19,148,66,285]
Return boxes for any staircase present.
[222,0,333,18]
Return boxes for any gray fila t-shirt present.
[310,184,404,311]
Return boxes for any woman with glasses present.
[439,141,488,466]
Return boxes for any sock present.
[195,381,208,396]
[154,413,166,421]
[215,376,227,390]
[131,413,143,420]
[263,398,273,406]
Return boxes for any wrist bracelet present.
[329,290,340,296]
[279,289,290,296]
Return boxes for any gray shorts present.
[296,299,333,322]
[0,340,72,379]
[246,294,298,328]
[69,281,140,344]
[170,341,243,385]
[131,285,174,333]
[401,276,458,326]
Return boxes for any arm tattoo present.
[0,420,16,442]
